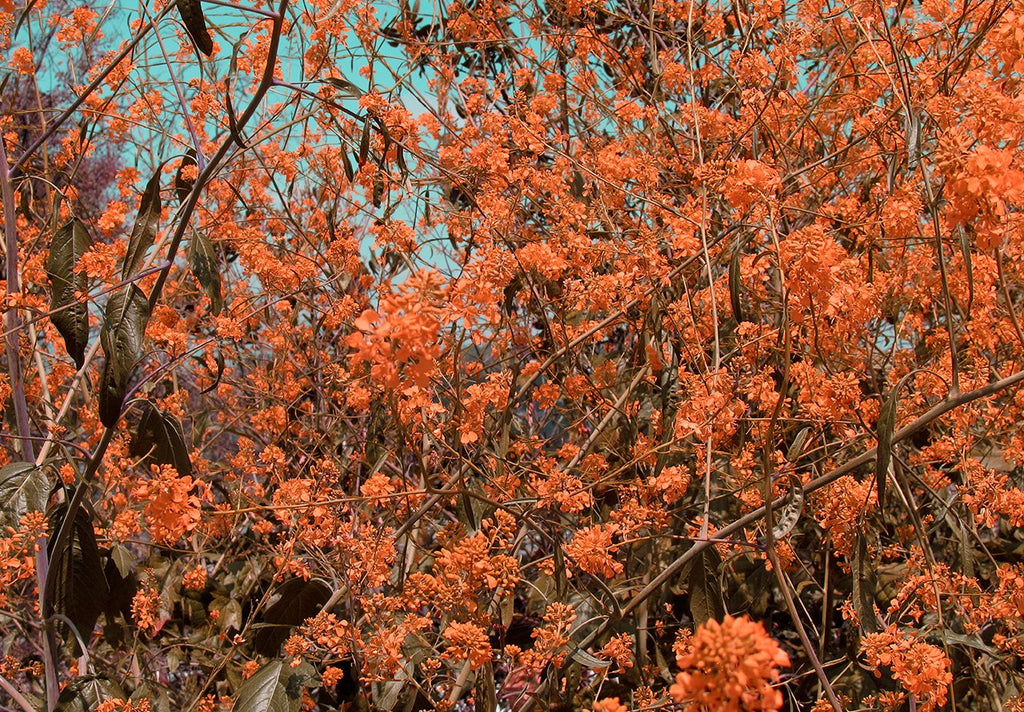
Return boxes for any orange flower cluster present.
[564,523,622,578]
[670,615,790,712]
[132,468,207,545]
[0,512,45,609]
[861,627,952,712]
[442,621,492,670]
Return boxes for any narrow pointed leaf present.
[47,504,109,652]
[189,231,223,315]
[853,529,881,634]
[372,172,385,207]
[177,0,214,56]
[46,219,93,368]
[875,388,897,507]
[252,578,331,656]
[323,77,362,98]
[342,149,355,182]
[0,461,49,528]
[54,677,126,712]
[98,285,151,427]
[358,117,371,167]
[122,171,162,280]
[226,85,248,148]
[687,546,725,624]
[729,248,743,323]
[395,145,408,179]
[130,401,193,477]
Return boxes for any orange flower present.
[861,627,952,712]
[131,587,163,636]
[55,6,101,43]
[442,621,492,670]
[591,698,627,712]
[565,523,622,578]
[670,615,790,712]
[8,46,34,74]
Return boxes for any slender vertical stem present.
[0,132,57,712]
[1,136,35,462]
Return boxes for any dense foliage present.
[2,0,1024,710]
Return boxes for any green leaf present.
[103,549,139,631]
[109,544,134,579]
[47,505,109,653]
[189,231,223,315]
[130,401,193,477]
[342,149,355,182]
[323,77,362,98]
[54,677,126,712]
[252,578,331,656]
[728,247,743,323]
[372,172,385,208]
[686,546,725,625]
[570,648,611,668]
[358,117,371,167]
[177,0,214,56]
[852,528,881,634]
[232,661,309,712]
[875,388,897,508]
[0,461,49,528]
[98,284,151,427]
[46,219,93,368]
[122,170,162,280]
[226,87,248,148]
[395,145,408,179]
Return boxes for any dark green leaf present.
[728,248,743,323]
[853,529,881,634]
[0,461,49,528]
[130,401,193,477]
[200,348,226,395]
[175,150,198,203]
[570,170,584,199]
[122,171,162,280]
[47,505,109,652]
[103,547,138,628]
[875,388,897,507]
[372,172,385,208]
[358,117,371,167]
[231,661,291,712]
[323,77,363,98]
[177,0,213,56]
[98,285,151,427]
[960,227,974,314]
[252,578,331,656]
[46,219,93,368]
[342,149,355,182]
[226,85,248,148]
[395,145,408,178]
[786,426,810,462]
[109,543,134,580]
[687,546,725,625]
[54,677,126,712]
[189,231,223,315]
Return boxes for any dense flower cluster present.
[670,615,790,712]
[861,628,952,712]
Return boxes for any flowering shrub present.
[2,0,1024,709]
